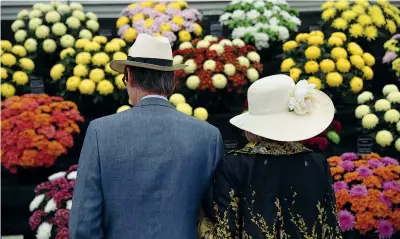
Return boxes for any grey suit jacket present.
[69,97,224,239]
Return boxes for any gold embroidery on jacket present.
[230,141,311,156]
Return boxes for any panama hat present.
[110,33,187,73]
[230,74,334,142]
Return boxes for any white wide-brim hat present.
[110,33,187,73]
[230,74,334,142]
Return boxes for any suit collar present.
[135,97,174,108]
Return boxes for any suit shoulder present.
[89,109,128,128]
[177,113,220,135]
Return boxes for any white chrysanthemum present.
[219,39,232,47]
[72,10,86,21]
[219,13,232,25]
[57,4,71,13]
[48,171,66,181]
[203,59,216,71]
[253,32,270,50]
[67,171,77,180]
[36,222,53,239]
[66,200,72,210]
[66,16,81,29]
[355,105,370,119]
[196,40,210,49]
[24,38,38,52]
[278,26,290,41]
[35,25,50,39]
[86,20,100,32]
[14,30,27,43]
[44,198,57,213]
[39,4,54,13]
[237,56,250,67]
[79,29,93,40]
[60,34,75,48]
[173,55,183,65]
[254,1,265,8]
[17,9,30,19]
[179,42,193,50]
[11,20,25,32]
[212,74,228,89]
[247,51,260,62]
[184,59,197,74]
[86,12,98,21]
[362,113,379,129]
[204,35,218,42]
[70,2,84,11]
[374,99,391,112]
[28,18,43,30]
[247,68,259,82]
[382,84,399,96]
[232,10,246,20]
[209,44,224,55]
[384,109,400,123]
[45,11,61,23]
[357,91,374,104]
[387,91,400,103]
[52,22,67,36]
[186,75,200,90]
[232,39,245,47]
[29,194,45,212]
[224,63,236,76]
[29,9,42,19]
[376,130,393,147]
[246,10,261,21]
[43,39,57,53]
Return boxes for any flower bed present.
[219,0,301,50]
[1,94,84,173]
[328,153,400,238]
[321,0,399,41]
[383,34,400,81]
[116,1,202,46]
[355,85,400,152]
[29,165,77,239]
[1,40,34,99]
[302,120,341,152]
[281,30,375,99]
[49,37,129,107]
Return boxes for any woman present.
[200,75,342,239]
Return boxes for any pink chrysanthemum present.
[339,160,355,171]
[338,210,355,231]
[368,159,385,168]
[383,181,400,191]
[381,157,399,166]
[334,181,349,192]
[377,220,394,239]
[350,184,368,197]
[380,193,392,209]
[340,152,358,161]
[356,166,373,177]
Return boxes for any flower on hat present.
[288,80,318,115]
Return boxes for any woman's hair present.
[245,131,266,143]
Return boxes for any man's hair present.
[127,66,175,95]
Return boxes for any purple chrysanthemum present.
[391,34,400,40]
[350,184,368,197]
[339,160,355,171]
[377,220,394,239]
[383,51,397,63]
[380,192,392,209]
[334,181,349,192]
[340,152,358,161]
[117,24,130,36]
[381,157,399,166]
[356,166,373,177]
[169,22,180,32]
[368,159,385,169]
[383,181,400,191]
[338,210,355,231]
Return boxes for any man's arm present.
[69,121,104,239]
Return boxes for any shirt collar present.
[141,95,168,101]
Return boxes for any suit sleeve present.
[69,122,104,239]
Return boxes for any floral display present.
[29,165,77,239]
[302,120,341,151]
[173,36,262,98]
[383,34,400,81]
[219,0,301,50]
[50,37,129,105]
[328,152,400,238]
[1,94,84,173]
[355,85,400,152]
[11,2,99,57]
[1,40,34,99]
[280,30,375,96]
[116,1,202,46]
[321,0,399,41]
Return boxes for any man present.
[69,34,224,239]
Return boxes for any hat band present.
[128,56,172,67]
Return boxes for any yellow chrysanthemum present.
[362,66,374,80]
[132,13,145,22]
[326,72,343,87]
[116,16,130,29]
[1,40,12,51]
[282,41,298,52]
[19,58,35,71]
[194,23,202,36]
[75,52,91,65]
[2,54,17,67]
[73,64,88,77]
[1,67,8,79]
[307,76,322,90]
[348,42,363,56]
[336,59,351,73]
[115,74,126,90]
[1,83,16,98]
[105,63,119,76]
[372,14,386,27]
[110,38,126,48]
[124,28,137,42]
[332,18,348,31]
[350,76,363,93]
[304,61,319,74]
[295,33,309,43]
[322,8,336,21]
[336,0,349,10]
[75,38,90,49]
[305,46,321,60]
[320,59,336,73]
[154,4,167,13]
[89,68,105,83]
[386,20,397,34]
[144,18,154,28]
[321,1,334,10]
[84,42,101,52]
[307,36,324,46]
[66,76,81,91]
[290,68,302,81]
[328,36,343,46]
[342,10,357,21]
[349,24,364,38]
[92,52,110,66]
[79,79,96,95]
[60,47,75,60]
[178,30,191,42]
[92,36,108,45]
[355,0,369,7]
[50,64,65,81]
[280,58,296,72]
[141,1,154,7]
[365,26,378,41]
[350,55,365,70]
[357,14,372,26]
[97,80,114,95]
[105,42,121,52]
[362,53,375,66]
[168,2,181,10]
[352,5,365,15]
[12,71,29,85]
[331,47,348,61]
[161,23,171,32]
[113,52,128,61]
[11,45,27,57]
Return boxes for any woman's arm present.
[200,157,241,239]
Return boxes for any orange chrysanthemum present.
[344,171,363,183]
[362,175,382,189]
[328,156,342,167]
[331,166,345,176]
[355,212,376,234]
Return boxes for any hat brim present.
[230,90,335,142]
[110,60,187,73]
